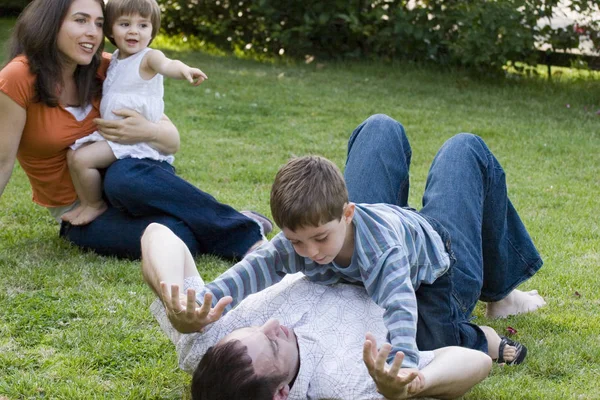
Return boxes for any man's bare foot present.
[480,326,526,365]
[61,206,83,223]
[71,203,108,225]
[486,289,546,319]
[498,343,517,362]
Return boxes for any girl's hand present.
[184,67,207,86]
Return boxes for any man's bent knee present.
[444,133,487,153]
[362,114,405,132]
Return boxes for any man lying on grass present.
[143,115,545,397]
[142,225,491,399]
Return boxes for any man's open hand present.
[160,282,232,334]
[363,332,425,399]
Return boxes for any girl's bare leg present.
[63,141,116,225]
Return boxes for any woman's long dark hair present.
[7,0,105,107]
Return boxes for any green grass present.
[1,17,600,399]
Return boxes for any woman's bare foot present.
[486,289,546,319]
[71,202,108,225]
[61,206,84,223]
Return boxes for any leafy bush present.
[7,0,598,71]
[7,0,599,72]
[158,0,556,72]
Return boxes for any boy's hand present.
[160,282,231,333]
[363,332,425,399]
[183,67,207,86]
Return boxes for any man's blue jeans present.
[344,114,543,352]
[60,158,262,259]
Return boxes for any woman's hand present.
[160,282,232,334]
[363,333,425,399]
[95,109,150,145]
[94,109,180,154]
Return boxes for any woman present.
[0,0,269,259]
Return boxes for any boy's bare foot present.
[486,289,546,319]
[61,206,83,223]
[71,203,108,225]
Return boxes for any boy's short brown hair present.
[270,156,348,231]
[104,0,161,46]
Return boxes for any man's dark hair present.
[192,339,288,400]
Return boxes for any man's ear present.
[343,202,356,224]
[272,384,290,400]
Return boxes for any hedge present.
[4,0,599,73]
[157,0,599,73]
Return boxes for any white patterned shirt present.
[197,204,450,368]
[151,274,434,399]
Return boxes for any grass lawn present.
[1,17,599,399]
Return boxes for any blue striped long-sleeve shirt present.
[199,203,450,368]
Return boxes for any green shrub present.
[7,0,599,73]
[158,0,552,72]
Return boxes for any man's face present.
[222,319,300,383]
[282,204,354,265]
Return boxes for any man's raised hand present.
[160,282,232,334]
[363,332,425,399]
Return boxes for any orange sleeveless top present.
[0,54,110,207]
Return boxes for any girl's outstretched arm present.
[142,49,207,85]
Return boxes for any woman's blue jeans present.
[344,114,543,352]
[60,158,262,260]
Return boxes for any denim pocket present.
[418,212,454,256]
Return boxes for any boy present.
[153,152,532,368]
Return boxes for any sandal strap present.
[497,336,509,364]
[497,335,527,365]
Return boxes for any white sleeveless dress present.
[71,48,174,163]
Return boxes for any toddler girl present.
[62,0,207,225]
